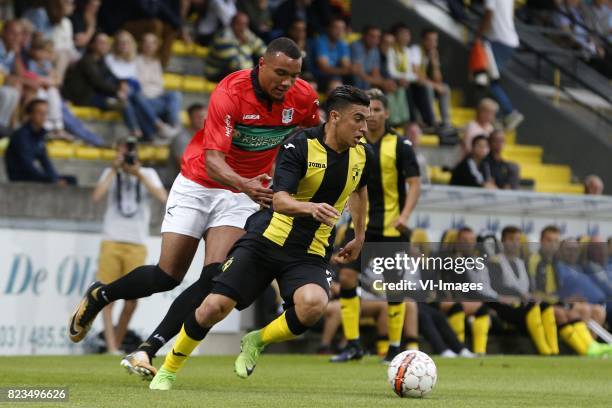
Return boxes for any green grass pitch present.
[1,355,611,407]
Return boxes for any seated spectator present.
[136,33,183,134]
[22,1,54,39]
[450,135,497,188]
[417,28,452,128]
[554,0,601,56]
[204,12,266,82]
[484,130,519,189]
[195,0,237,46]
[350,25,395,92]
[287,19,313,75]
[582,0,612,43]
[238,0,272,41]
[273,0,332,38]
[0,20,23,133]
[556,238,606,304]
[405,122,430,184]
[71,0,102,52]
[5,99,75,185]
[379,31,395,79]
[462,98,498,156]
[312,17,352,90]
[386,23,435,129]
[583,236,612,298]
[584,174,604,195]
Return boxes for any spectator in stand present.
[386,23,436,130]
[287,19,313,75]
[204,12,266,82]
[477,0,524,131]
[417,28,452,129]
[105,30,178,141]
[5,99,75,185]
[350,25,396,92]
[450,134,497,189]
[406,122,430,184]
[170,103,207,175]
[92,137,168,354]
[557,238,606,305]
[195,0,237,46]
[312,17,351,90]
[71,0,101,52]
[584,174,604,195]
[462,98,498,156]
[238,0,273,41]
[554,0,601,55]
[136,33,183,135]
[379,31,395,79]
[484,130,519,190]
[273,0,332,38]
[0,20,23,134]
[582,0,612,43]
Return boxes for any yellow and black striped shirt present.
[365,131,420,238]
[246,124,373,259]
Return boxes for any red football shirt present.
[181,68,320,191]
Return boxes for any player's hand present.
[241,174,273,207]
[335,237,364,263]
[394,217,410,236]
[309,202,340,227]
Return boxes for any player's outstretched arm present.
[273,191,339,227]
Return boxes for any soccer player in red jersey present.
[68,38,320,376]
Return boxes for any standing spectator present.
[462,98,498,156]
[136,33,183,135]
[406,122,430,184]
[195,0,237,45]
[204,12,266,82]
[51,0,80,82]
[484,130,519,190]
[350,25,395,92]
[71,0,102,52]
[477,0,524,130]
[273,0,332,37]
[312,17,351,90]
[287,19,313,75]
[238,0,273,41]
[386,23,435,129]
[92,138,168,354]
[584,174,604,195]
[0,20,23,133]
[450,134,497,188]
[417,28,452,128]
[5,99,74,185]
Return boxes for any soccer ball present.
[387,350,437,398]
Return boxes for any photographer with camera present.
[92,137,168,354]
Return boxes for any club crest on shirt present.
[281,108,294,124]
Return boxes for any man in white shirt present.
[92,138,168,354]
[477,0,524,131]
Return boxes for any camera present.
[124,138,137,165]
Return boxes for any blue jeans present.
[124,90,159,141]
[146,91,182,126]
[490,41,516,115]
[62,103,105,146]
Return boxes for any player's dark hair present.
[25,98,48,115]
[187,103,205,116]
[541,225,561,240]
[471,134,488,148]
[501,225,522,241]
[325,85,370,116]
[365,88,388,109]
[265,37,302,60]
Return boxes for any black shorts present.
[338,228,410,273]
[212,233,332,310]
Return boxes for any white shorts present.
[161,174,260,239]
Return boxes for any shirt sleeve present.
[398,137,421,179]
[299,86,321,127]
[272,135,307,194]
[201,88,238,153]
[350,42,365,64]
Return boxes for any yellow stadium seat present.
[182,75,206,93]
[420,134,439,147]
[502,144,543,164]
[203,80,217,93]
[346,32,361,44]
[99,110,122,122]
[69,106,101,121]
[441,229,458,244]
[193,45,209,57]
[430,166,451,184]
[154,146,170,161]
[0,71,5,86]
[180,110,189,126]
[0,137,8,156]
[100,148,117,161]
[75,146,102,160]
[533,182,584,195]
[163,73,183,91]
[520,163,571,184]
[137,145,156,161]
[171,40,192,56]
[411,228,429,244]
[47,142,75,159]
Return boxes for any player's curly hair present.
[325,85,370,116]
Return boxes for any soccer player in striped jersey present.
[68,38,320,379]
[331,88,422,363]
[148,85,372,390]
